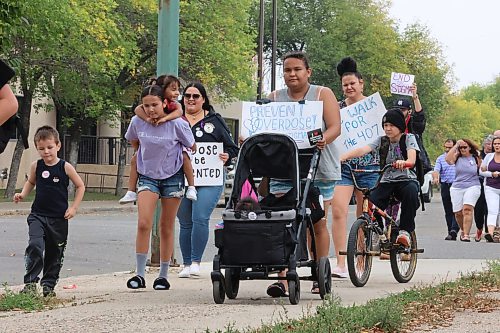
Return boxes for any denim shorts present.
[269,179,337,201]
[337,164,379,188]
[137,169,185,199]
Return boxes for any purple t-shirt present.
[486,158,500,189]
[452,156,480,189]
[125,116,195,180]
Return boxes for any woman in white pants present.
[445,138,482,242]
[480,136,500,242]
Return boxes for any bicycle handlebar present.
[342,161,414,193]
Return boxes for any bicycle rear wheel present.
[347,218,373,287]
[390,230,418,283]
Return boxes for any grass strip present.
[210,260,500,333]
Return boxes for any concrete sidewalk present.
[0,259,491,333]
[0,200,134,216]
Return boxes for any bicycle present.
[338,163,424,287]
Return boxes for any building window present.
[223,118,239,145]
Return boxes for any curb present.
[0,206,137,216]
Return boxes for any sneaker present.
[331,266,348,278]
[119,191,137,204]
[20,283,37,294]
[42,285,56,297]
[190,262,201,277]
[186,186,197,201]
[474,229,482,242]
[178,266,191,278]
[396,230,411,248]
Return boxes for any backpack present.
[0,114,29,154]
[379,134,425,210]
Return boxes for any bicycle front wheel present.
[390,230,418,283]
[347,218,373,287]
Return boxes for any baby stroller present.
[211,133,332,304]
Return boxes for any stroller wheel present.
[318,256,332,299]
[212,280,225,304]
[288,277,300,305]
[224,268,240,299]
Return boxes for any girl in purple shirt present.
[480,136,500,242]
[125,85,195,290]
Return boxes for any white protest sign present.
[188,142,224,186]
[390,72,415,96]
[334,92,386,155]
[241,101,323,149]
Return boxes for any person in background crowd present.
[473,135,493,241]
[330,57,379,278]
[176,82,239,278]
[445,139,481,242]
[432,139,459,240]
[479,136,500,242]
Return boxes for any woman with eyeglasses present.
[176,82,239,278]
[479,136,500,242]
[445,139,482,242]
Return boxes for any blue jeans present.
[177,185,223,265]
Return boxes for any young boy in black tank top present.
[14,126,85,297]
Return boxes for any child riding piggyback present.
[340,108,420,248]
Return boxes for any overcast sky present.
[389,0,500,90]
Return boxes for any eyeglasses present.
[444,146,453,149]
[184,93,201,100]
[459,146,468,149]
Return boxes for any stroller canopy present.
[230,133,300,205]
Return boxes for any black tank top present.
[31,159,69,217]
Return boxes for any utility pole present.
[271,0,277,91]
[257,0,264,100]
[151,0,180,266]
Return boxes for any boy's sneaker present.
[396,230,411,248]
[186,186,197,201]
[119,191,137,204]
[20,283,37,294]
[42,285,56,297]
[178,266,191,278]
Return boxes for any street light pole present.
[271,0,277,91]
[151,0,180,266]
[257,0,264,100]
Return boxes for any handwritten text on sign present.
[334,92,386,155]
[241,101,323,149]
[189,142,224,186]
[390,72,415,96]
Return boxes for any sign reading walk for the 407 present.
[334,92,386,155]
[241,101,323,149]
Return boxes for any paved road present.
[1,196,497,286]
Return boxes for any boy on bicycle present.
[340,108,420,247]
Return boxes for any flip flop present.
[266,282,287,298]
[484,233,494,243]
[153,277,170,290]
[127,275,146,289]
[459,234,470,242]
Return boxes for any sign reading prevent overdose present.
[390,72,415,96]
[334,92,386,155]
[241,101,323,149]
[189,142,224,186]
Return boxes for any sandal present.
[127,275,146,289]
[266,282,288,298]
[311,281,320,294]
[484,233,494,243]
[153,277,170,290]
[459,234,470,242]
